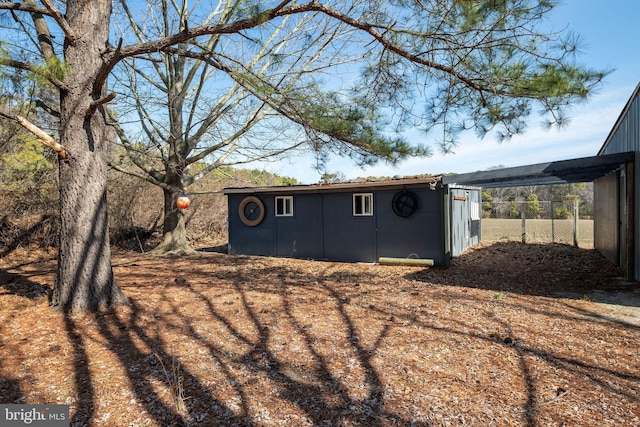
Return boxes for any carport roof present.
[442,151,635,188]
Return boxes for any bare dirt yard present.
[1,241,639,426]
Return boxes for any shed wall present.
[275,194,323,259]
[228,196,275,256]
[322,192,376,262]
[376,188,444,263]
[227,186,459,265]
[598,83,639,280]
[449,188,482,257]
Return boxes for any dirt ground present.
[1,241,639,426]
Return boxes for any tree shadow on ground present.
[110,255,639,425]
[2,248,639,425]
[0,271,42,405]
[0,373,22,404]
[407,241,640,308]
[0,269,50,300]
[87,258,433,426]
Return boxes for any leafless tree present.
[0,0,605,311]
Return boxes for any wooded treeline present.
[0,143,297,253]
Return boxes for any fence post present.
[573,199,579,247]
[521,210,526,243]
[551,201,555,243]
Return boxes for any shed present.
[223,177,481,266]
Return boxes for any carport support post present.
[521,210,526,243]
[573,199,579,247]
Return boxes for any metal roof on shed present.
[442,151,635,188]
[222,175,442,195]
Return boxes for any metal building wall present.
[597,83,640,280]
[599,84,640,156]
[594,173,619,265]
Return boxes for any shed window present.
[353,193,373,216]
[471,201,481,220]
[275,196,294,216]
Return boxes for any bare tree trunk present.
[50,0,127,312]
[152,186,194,256]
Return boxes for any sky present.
[263,0,640,184]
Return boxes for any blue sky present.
[268,0,640,184]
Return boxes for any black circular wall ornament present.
[392,190,418,218]
[239,196,265,227]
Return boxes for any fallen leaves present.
[0,241,639,426]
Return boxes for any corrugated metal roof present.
[442,152,635,188]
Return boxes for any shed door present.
[450,188,478,257]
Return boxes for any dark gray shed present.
[223,177,481,266]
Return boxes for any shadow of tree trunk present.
[63,316,96,425]
[92,300,252,426]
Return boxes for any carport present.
[441,152,634,188]
[442,151,636,279]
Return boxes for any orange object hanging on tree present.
[176,193,190,209]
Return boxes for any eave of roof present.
[222,175,442,195]
[442,152,635,188]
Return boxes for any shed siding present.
[594,173,619,265]
[376,188,445,264]
[228,195,274,256]
[322,192,376,262]
[597,83,640,280]
[275,194,323,259]
[449,188,482,257]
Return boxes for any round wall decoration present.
[392,190,418,217]
[238,196,265,226]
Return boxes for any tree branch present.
[0,36,66,90]
[35,99,60,118]
[306,1,487,93]
[103,1,307,67]
[0,1,48,14]
[0,105,68,159]
[108,161,169,190]
[86,92,116,117]
[23,0,55,60]
[40,0,77,44]
[106,108,165,183]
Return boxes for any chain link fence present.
[481,200,594,248]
